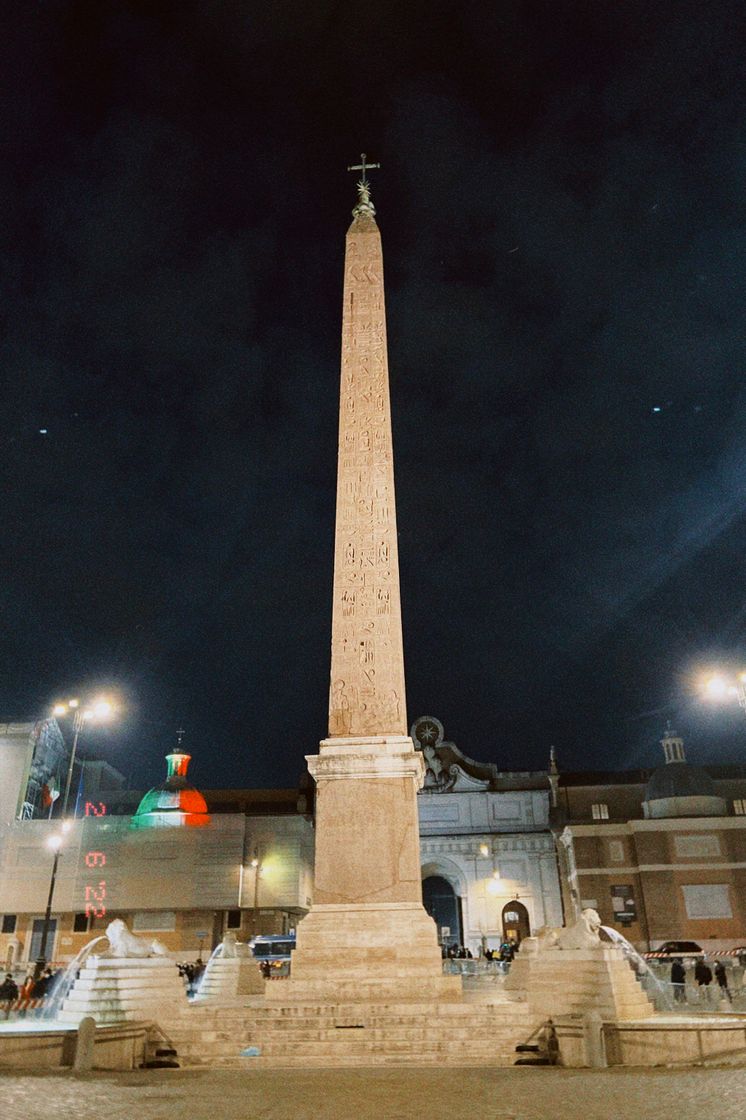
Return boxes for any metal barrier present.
[442,959,509,979]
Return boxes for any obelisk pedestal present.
[274,163,459,1002]
[281,737,459,1000]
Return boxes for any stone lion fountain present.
[505,909,654,1022]
[193,930,264,1001]
[56,919,188,1025]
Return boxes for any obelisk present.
[282,158,459,1001]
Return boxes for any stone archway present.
[502,900,530,945]
[422,875,461,948]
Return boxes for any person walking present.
[670,958,686,1003]
[0,973,18,1019]
[694,958,713,1004]
[714,960,732,1003]
[17,974,35,1017]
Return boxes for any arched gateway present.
[422,875,462,948]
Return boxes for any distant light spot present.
[39,428,48,434]
[652,407,661,413]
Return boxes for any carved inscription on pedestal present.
[329,213,407,737]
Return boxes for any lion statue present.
[102,918,170,958]
[556,908,602,950]
[520,909,603,955]
[219,930,251,959]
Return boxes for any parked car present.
[644,940,703,960]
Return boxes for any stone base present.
[271,902,461,1003]
[505,946,654,1021]
[58,956,188,1025]
[194,957,265,1001]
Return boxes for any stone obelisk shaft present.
[277,177,460,1003]
[328,207,407,738]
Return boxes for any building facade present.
[412,716,563,954]
[0,747,314,970]
[553,725,746,952]
[5,715,746,970]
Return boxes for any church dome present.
[644,761,716,801]
[132,748,210,829]
[642,725,726,819]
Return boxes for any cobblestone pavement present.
[3,1066,746,1120]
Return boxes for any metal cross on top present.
[347,153,380,184]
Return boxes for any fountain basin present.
[0,1019,152,1069]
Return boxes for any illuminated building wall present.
[0,811,314,966]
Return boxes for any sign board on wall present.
[610,884,636,925]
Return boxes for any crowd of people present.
[441,941,517,964]
[0,967,61,1018]
[669,956,733,1003]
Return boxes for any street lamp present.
[52,696,116,818]
[34,831,66,980]
[701,672,746,715]
[250,849,261,940]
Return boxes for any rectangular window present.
[608,840,624,862]
[592,803,609,820]
[734,800,746,815]
[226,909,242,930]
[1,914,16,934]
[682,884,732,919]
[73,912,90,933]
[132,911,176,932]
[675,834,720,858]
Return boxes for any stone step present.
[174,1034,519,1061]
[182,1053,517,1069]
[171,1028,521,1051]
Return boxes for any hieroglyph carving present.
[328,212,407,737]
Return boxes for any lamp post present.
[250,848,261,941]
[34,831,65,981]
[52,696,115,818]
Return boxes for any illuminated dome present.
[131,746,210,829]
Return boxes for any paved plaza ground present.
[3,1065,746,1120]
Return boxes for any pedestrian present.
[714,960,732,1003]
[694,958,713,1003]
[190,958,205,996]
[670,958,686,1003]
[0,973,18,1019]
[17,974,35,1016]
[500,941,515,963]
[33,968,53,1000]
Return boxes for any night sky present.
[2,2,745,791]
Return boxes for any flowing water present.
[601,925,673,1011]
[42,934,111,1020]
[193,940,225,998]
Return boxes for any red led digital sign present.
[84,801,107,920]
